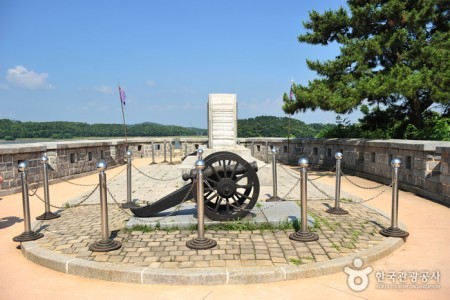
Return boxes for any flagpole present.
[287,78,294,163]
[118,83,128,150]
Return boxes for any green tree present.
[237,116,326,138]
[283,0,450,137]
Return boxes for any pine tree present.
[283,0,450,136]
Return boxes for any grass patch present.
[289,258,302,266]
[308,212,339,231]
[289,256,314,266]
[342,242,355,249]
[351,230,361,243]
[125,219,297,233]
[332,242,341,251]
[340,197,353,203]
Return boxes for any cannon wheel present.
[201,151,259,221]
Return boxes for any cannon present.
[131,151,260,221]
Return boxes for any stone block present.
[142,268,227,285]
[227,267,285,284]
[68,258,143,283]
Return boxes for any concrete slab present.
[259,201,315,227]
[125,202,315,229]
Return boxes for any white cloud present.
[146,80,157,87]
[94,85,113,94]
[6,65,54,89]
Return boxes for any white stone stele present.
[207,94,237,150]
[179,93,272,186]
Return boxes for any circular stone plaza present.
[0,138,449,300]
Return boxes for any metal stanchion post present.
[327,152,348,215]
[267,148,281,202]
[197,148,203,160]
[36,156,60,220]
[151,142,157,164]
[89,161,122,252]
[162,140,168,163]
[186,159,217,250]
[122,151,139,208]
[380,158,409,238]
[289,158,319,242]
[251,141,255,157]
[13,161,44,242]
[168,142,174,165]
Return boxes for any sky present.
[0,0,360,129]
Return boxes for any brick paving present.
[34,185,390,269]
[27,159,395,274]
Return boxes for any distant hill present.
[0,119,206,140]
[0,116,328,140]
[237,116,329,138]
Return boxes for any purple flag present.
[119,87,126,105]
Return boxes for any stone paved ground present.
[30,160,392,270]
[64,161,358,206]
[34,188,389,270]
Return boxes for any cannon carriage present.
[131,151,260,221]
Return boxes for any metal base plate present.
[13,231,44,242]
[89,239,122,252]
[186,237,217,250]
[266,196,283,202]
[379,227,409,238]
[326,207,349,215]
[36,211,60,220]
[121,202,140,209]
[289,231,319,242]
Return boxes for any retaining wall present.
[1,137,449,205]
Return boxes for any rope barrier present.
[202,176,301,214]
[347,181,393,204]
[258,163,270,170]
[59,176,98,187]
[279,164,301,179]
[132,164,180,181]
[107,179,197,224]
[340,169,387,189]
[30,184,100,209]
[54,164,127,186]
[307,178,335,201]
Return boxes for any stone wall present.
[1,137,449,205]
[440,146,450,205]
[0,138,206,195]
[240,138,450,205]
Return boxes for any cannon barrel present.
[182,161,258,181]
[131,151,260,221]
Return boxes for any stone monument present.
[207,94,237,149]
[179,93,271,185]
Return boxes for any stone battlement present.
[0,137,449,205]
